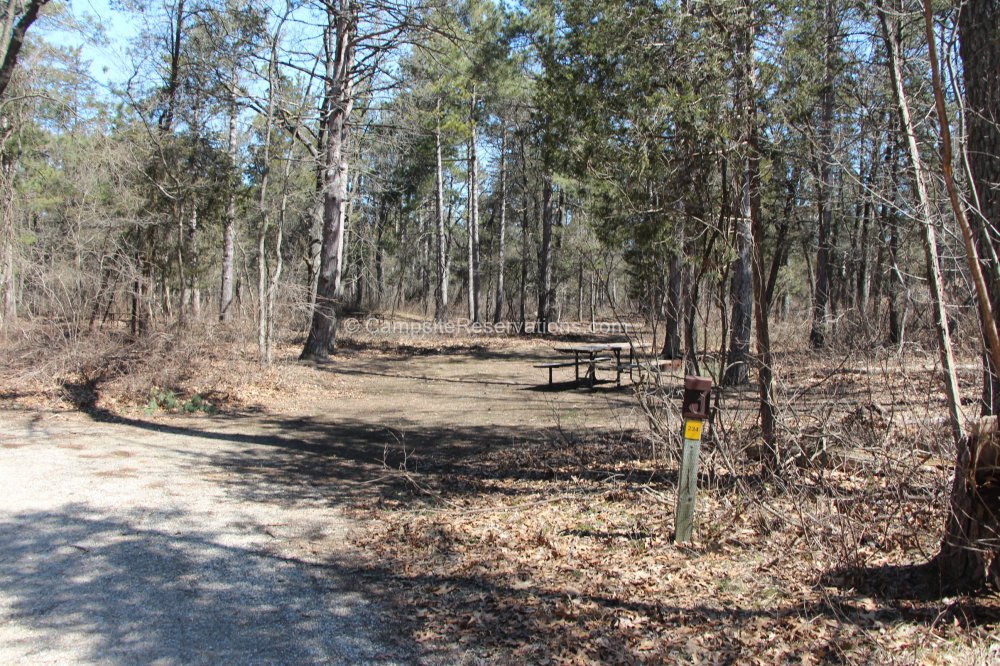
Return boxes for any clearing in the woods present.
[1,326,999,664]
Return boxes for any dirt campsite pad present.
[0,334,639,664]
[2,331,1000,664]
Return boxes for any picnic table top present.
[552,342,632,354]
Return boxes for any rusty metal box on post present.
[682,375,712,420]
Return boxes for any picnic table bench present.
[614,357,684,383]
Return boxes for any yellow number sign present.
[684,419,703,441]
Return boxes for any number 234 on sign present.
[683,419,703,441]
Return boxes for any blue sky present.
[52,0,137,87]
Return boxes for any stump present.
[937,416,1000,591]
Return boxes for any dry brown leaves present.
[353,351,1000,665]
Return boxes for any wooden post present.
[675,375,712,545]
[675,419,703,543]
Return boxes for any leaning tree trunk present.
[878,2,964,447]
[0,0,50,102]
[301,2,354,361]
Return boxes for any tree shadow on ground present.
[0,507,411,664]
[822,562,1000,624]
[354,565,969,663]
[57,395,657,508]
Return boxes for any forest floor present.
[1,321,999,663]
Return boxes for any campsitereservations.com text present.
[342,318,639,337]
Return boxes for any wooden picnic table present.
[538,342,634,387]
[535,341,684,387]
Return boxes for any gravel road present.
[0,409,412,665]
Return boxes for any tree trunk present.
[306,75,330,323]
[434,99,449,322]
[301,2,355,361]
[749,138,776,457]
[961,0,1000,400]
[519,211,527,330]
[0,146,14,326]
[683,262,699,376]
[763,167,795,312]
[0,0,50,101]
[337,170,356,301]
[184,205,200,320]
[723,184,753,386]
[662,252,682,358]
[537,175,554,334]
[493,129,507,324]
[374,202,385,309]
[885,204,904,345]
[468,93,481,323]
[466,198,474,320]
[856,138,880,320]
[220,83,238,322]
[264,152,291,365]
[257,28,278,365]
[257,207,269,364]
[722,33,756,386]
[810,0,838,349]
